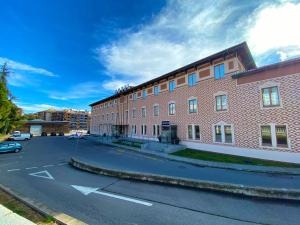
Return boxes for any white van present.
[9,133,31,141]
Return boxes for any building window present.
[195,125,200,140]
[215,125,222,142]
[125,111,128,121]
[154,86,159,96]
[142,89,147,99]
[142,107,146,118]
[224,125,232,143]
[141,125,147,135]
[262,86,280,107]
[188,125,200,140]
[111,113,114,121]
[276,125,288,148]
[168,102,175,115]
[153,105,159,116]
[214,124,233,144]
[188,73,197,86]
[261,124,288,148]
[188,99,197,113]
[188,125,193,139]
[216,95,227,111]
[132,125,137,135]
[106,114,109,121]
[132,109,136,118]
[133,93,137,101]
[261,125,272,146]
[169,80,176,92]
[214,63,225,80]
[157,125,160,136]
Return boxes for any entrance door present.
[30,125,42,136]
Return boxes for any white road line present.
[42,165,54,168]
[57,163,68,166]
[7,169,20,172]
[25,167,38,170]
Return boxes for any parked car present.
[0,142,22,153]
[41,132,47,136]
[68,133,86,139]
[58,132,64,136]
[50,132,57,136]
[9,133,31,141]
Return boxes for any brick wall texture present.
[90,57,300,153]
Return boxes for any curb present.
[90,138,300,176]
[70,157,300,201]
[0,184,87,225]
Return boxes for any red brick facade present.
[90,43,300,154]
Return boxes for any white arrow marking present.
[71,185,152,206]
[29,170,54,180]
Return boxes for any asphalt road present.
[0,137,299,225]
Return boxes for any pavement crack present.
[100,179,122,191]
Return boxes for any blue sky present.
[1,0,300,113]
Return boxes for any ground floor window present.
[131,125,136,135]
[141,125,147,135]
[153,124,160,136]
[261,124,288,148]
[214,123,233,144]
[187,125,201,140]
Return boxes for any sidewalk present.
[87,135,300,175]
[0,204,35,225]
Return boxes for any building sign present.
[161,121,170,127]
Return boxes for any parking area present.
[0,137,300,225]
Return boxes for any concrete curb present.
[70,157,300,201]
[0,184,87,225]
[91,139,300,176]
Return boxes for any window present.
[142,89,147,99]
[276,125,288,147]
[169,80,176,92]
[188,99,197,113]
[216,95,227,111]
[168,103,175,115]
[141,125,147,135]
[106,114,109,121]
[188,125,200,140]
[214,63,225,80]
[261,125,272,146]
[125,111,128,121]
[188,73,197,86]
[133,93,137,101]
[153,105,159,116]
[142,107,146,118]
[262,86,280,107]
[154,86,159,96]
[260,124,288,148]
[157,125,160,136]
[111,113,114,121]
[132,109,136,118]
[215,125,222,142]
[195,125,200,140]
[214,124,233,144]
[188,125,193,139]
[224,125,232,143]
[132,125,137,135]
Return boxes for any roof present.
[90,41,256,106]
[232,56,300,79]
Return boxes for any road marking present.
[25,167,38,170]
[71,185,152,206]
[29,170,54,180]
[57,163,68,166]
[42,164,54,168]
[7,169,20,172]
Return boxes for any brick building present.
[35,109,90,130]
[90,42,300,161]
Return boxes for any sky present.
[1,0,300,113]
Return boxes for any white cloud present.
[47,81,107,100]
[16,103,65,113]
[247,2,300,56]
[0,57,57,77]
[97,0,300,86]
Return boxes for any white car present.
[9,133,31,141]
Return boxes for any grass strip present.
[171,148,300,168]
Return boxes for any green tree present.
[0,63,24,134]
